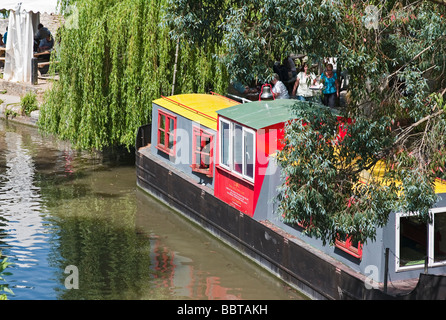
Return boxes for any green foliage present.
[0,255,13,300]
[39,0,228,150]
[166,0,446,110]
[0,9,9,18]
[275,101,442,244]
[4,108,19,119]
[20,91,38,116]
[163,0,231,44]
[166,0,345,83]
[276,103,396,244]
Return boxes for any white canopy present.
[1,1,60,83]
[0,1,60,14]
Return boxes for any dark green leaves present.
[276,102,398,244]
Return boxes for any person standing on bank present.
[319,63,339,108]
[292,63,316,101]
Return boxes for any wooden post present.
[31,58,38,85]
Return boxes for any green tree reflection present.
[38,170,169,299]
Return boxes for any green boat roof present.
[216,99,337,130]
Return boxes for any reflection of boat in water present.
[148,236,241,300]
[135,191,297,300]
[136,93,446,300]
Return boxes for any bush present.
[21,91,38,116]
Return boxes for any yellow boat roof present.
[360,161,446,194]
[153,94,240,131]
[435,179,446,194]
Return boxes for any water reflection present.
[0,124,63,299]
[135,191,299,300]
[0,120,306,300]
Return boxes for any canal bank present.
[0,78,50,127]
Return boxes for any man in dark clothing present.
[38,35,54,52]
[34,24,51,52]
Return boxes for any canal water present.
[0,120,306,300]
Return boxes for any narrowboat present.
[135,92,446,300]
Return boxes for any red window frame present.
[335,234,363,259]
[191,126,214,177]
[156,110,177,156]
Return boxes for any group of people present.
[0,23,54,52]
[270,56,341,108]
[34,23,54,53]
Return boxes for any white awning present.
[2,1,60,83]
[0,1,60,14]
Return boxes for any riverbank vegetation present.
[21,91,38,116]
[38,0,228,150]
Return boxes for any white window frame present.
[430,208,446,268]
[218,118,256,183]
[219,118,232,171]
[395,208,446,272]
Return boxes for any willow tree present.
[38,0,228,150]
[166,0,446,244]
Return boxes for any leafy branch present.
[0,255,13,300]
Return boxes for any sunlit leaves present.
[39,0,228,150]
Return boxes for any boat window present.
[218,118,255,183]
[168,118,175,149]
[233,124,243,175]
[159,114,166,145]
[244,130,255,179]
[220,119,230,169]
[191,126,214,177]
[396,209,446,271]
[399,215,426,268]
[434,212,446,263]
[156,110,176,156]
